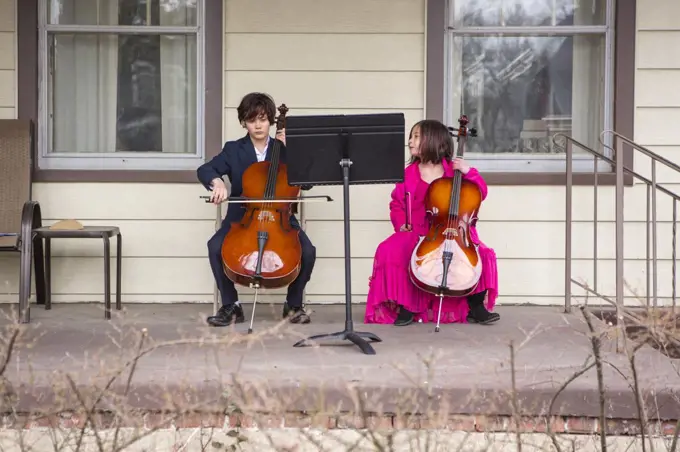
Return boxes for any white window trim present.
[444,0,615,174]
[37,0,206,171]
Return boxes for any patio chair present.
[0,119,46,323]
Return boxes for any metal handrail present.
[600,131,676,313]
[555,130,679,326]
[600,130,680,174]
[600,130,675,313]
[554,134,680,201]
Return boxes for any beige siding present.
[621,0,680,306]
[224,0,423,33]
[222,0,427,305]
[0,183,220,303]
[0,0,18,300]
[0,0,15,119]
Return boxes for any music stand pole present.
[293,131,382,355]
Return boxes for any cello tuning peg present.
[447,126,459,138]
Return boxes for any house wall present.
[626,0,680,305]
[0,0,426,306]
[1,0,678,309]
[0,0,15,119]
[222,0,425,305]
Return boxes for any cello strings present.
[263,132,281,217]
[256,126,282,275]
[442,127,465,288]
[444,132,459,261]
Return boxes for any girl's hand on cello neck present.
[399,224,412,232]
[453,157,470,175]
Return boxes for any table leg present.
[33,234,46,306]
[116,233,122,310]
[103,235,111,319]
[45,238,52,310]
[18,231,32,323]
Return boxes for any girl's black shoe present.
[466,291,500,325]
[394,306,415,326]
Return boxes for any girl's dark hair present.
[237,92,276,124]
[408,119,454,165]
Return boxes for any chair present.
[0,119,46,323]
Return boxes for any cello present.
[219,104,302,333]
[408,115,481,332]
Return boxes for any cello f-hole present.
[460,225,469,247]
[242,209,258,228]
[278,212,294,233]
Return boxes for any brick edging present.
[4,412,678,436]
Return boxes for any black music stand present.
[285,113,405,355]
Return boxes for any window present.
[445,0,613,173]
[38,0,204,171]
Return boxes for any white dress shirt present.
[254,137,270,162]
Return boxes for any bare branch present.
[580,307,607,452]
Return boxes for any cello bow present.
[200,195,333,204]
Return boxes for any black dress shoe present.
[467,300,500,325]
[207,304,245,327]
[282,302,311,324]
[394,306,415,326]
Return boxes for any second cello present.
[408,115,482,332]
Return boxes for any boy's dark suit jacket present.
[197,134,311,226]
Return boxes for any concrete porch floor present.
[0,303,679,422]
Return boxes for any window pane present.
[448,35,605,156]
[48,32,197,154]
[48,0,197,26]
[452,0,605,27]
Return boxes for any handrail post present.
[565,138,573,313]
[651,160,658,308]
[593,152,599,293]
[646,184,651,307]
[673,201,677,314]
[614,135,625,351]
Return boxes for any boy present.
[197,92,316,327]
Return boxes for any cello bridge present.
[442,228,458,238]
[256,210,276,223]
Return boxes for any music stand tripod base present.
[293,329,382,355]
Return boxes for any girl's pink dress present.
[363,159,499,324]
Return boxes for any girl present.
[363,119,500,326]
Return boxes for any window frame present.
[18,0,224,183]
[37,0,205,171]
[426,0,636,186]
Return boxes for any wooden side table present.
[33,226,122,319]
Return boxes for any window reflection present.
[453,0,605,27]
